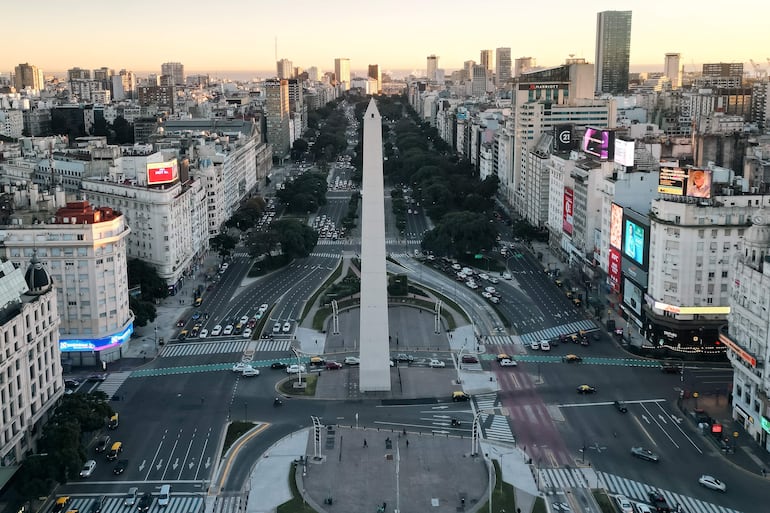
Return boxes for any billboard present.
[562,187,574,235]
[608,246,622,293]
[685,168,712,199]
[622,277,643,316]
[658,167,687,195]
[553,124,574,152]
[610,203,623,249]
[581,127,615,160]
[614,139,635,167]
[622,216,648,268]
[59,323,134,352]
[147,159,179,185]
[658,167,713,199]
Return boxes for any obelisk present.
[358,99,391,392]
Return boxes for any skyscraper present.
[13,62,44,91]
[277,58,293,79]
[495,47,512,87]
[514,57,536,78]
[334,58,351,90]
[480,49,493,71]
[161,62,185,86]
[368,64,381,94]
[595,10,632,95]
[664,53,681,89]
[427,55,439,82]
[265,78,291,158]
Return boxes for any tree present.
[271,219,318,258]
[130,296,157,327]
[210,233,238,258]
[290,138,309,161]
[276,173,327,213]
[127,259,168,300]
[422,211,497,257]
[111,116,134,144]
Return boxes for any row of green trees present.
[246,219,317,260]
[276,173,328,214]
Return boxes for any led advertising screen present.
[623,217,647,268]
[658,167,687,195]
[614,139,635,167]
[147,159,178,185]
[553,124,574,152]
[608,246,622,293]
[581,127,615,160]
[59,323,134,352]
[685,168,712,199]
[622,277,643,316]
[610,203,623,250]
[562,187,574,235]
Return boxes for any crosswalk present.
[230,251,251,258]
[539,468,742,513]
[96,371,132,398]
[474,393,516,445]
[309,251,344,258]
[66,495,203,513]
[255,339,293,352]
[518,320,598,344]
[162,340,250,358]
[210,495,241,513]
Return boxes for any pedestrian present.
[363,439,367,448]
[406,439,409,448]
[762,468,766,477]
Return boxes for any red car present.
[325,361,342,370]
[461,355,479,364]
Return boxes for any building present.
[595,10,632,95]
[469,65,487,97]
[67,67,91,81]
[137,85,175,113]
[480,50,493,72]
[0,199,133,365]
[427,55,439,82]
[277,59,293,79]
[0,110,23,139]
[161,62,185,86]
[0,258,62,467]
[495,48,512,87]
[664,53,681,89]
[13,63,44,91]
[722,212,770,452]
[514,57,536,78]
[265,79,291,158]
[334,58,350,90]
[368,65,381,94]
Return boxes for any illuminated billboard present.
[653,301,730,315]
[658,167,712,199]
[581,127,615,160]
[685,168,712,199]
[147,159,179,185]
[610,203,623,250]
[59,323,134,352]
[608,246,622,293]
[623,216,648,268]
[614,139,635,167]
[622,277,643,316]
[658,167,687,195]
[553,125,574,152]
[562,187,574,235]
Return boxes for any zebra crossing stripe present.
[255,339,292,352]
[162,341,249,358]
[68,496,203,513]
[96,371,132,398]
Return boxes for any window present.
[698,230,705,238]
[722,271,728,278]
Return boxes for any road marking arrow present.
[432,430,450,435]
[671,415,683,424]
[432,406,449,410]
[433,415,451,419]
[205,457,211,469]
[172,458,179,470]
[138,460,146,472]
[189,461,195,469]
[434,422,451,427]
[657,414,668,424]
[641,415,650,424]
[155,459,164,471]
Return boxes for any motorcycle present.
[273,397,283,407]
[451,418,461,427]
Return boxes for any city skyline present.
[2,0,768,77]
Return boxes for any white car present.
[478,273,490,281]
[482,291,493,299]
[499,358,517,367]
[488,296,500,304]
[614,494,633,513]
[282,321,291,333]
[199,328,208,339]
[232,362,249,373]
[540,340,551,351]
[211,325,222,336]
[484,286,496,294]
[286,364,306,374]
[241,366,260,377]
[502,272,512,280]
[259,303,269,313]
[240,315,250,325]
[633,504,653,513]
[451,264,462,271]
[429,359,446,368]
[698,474,726,492]
[272,323,281,333]
[223,324,234,335]
[344,356,360,366]
[530,340,540,350]
[242,328,253,339]
[465,281,478,289]
[488,277,499,284]
[80,459,97,478]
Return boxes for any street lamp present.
[154,326,158,350]
[291,346,304,386]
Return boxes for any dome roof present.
[24,251,53,296]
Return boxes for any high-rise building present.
[13,62,44,91]
[480,50,493,71]
[160,62,185,86]
[427,55,439,82]
[664,53,681,89]
[595,10,632,95]
[495,47,512,86]
[699,62,744,88]
[277,58,293,79]
[368,64,381,94]
[307,67,320,82]
[463,60,476,82]
[514,57,536,78]
[265,78,291,157]
[334,58,351,90]
[67,67,91,81]
[469,65,487,96]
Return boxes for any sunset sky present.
[3,0,767,77]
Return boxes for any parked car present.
[79,459,97,478]
[631,446,659,462]
[698,475,726,492]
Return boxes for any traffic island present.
[278,374,318,397]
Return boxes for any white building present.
[0,258,62,466]
[0,110,23,139]
[0,200,133,365]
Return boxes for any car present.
[488,296,500,304]
[64,378,80,389]
[394,353,414,362]
[176,319,185,327]
[94,435,111,453]
[529,340,540,350]
[698,474,726,492]
[87,373,107,382]
[223,324,234,335]
[240,315,250,325]
[199,328,208,339]
[496,353,511,362]
[53,497,71,513]
[241,366,260,377]
[488,277,499,284]
[211,325,222,336]
[563,354,582,363]
[233,323,243,335]
[325,361,343,370]
[270,362,288,370]
[88,496,107,513]
[461,354,479,364]
[452,391,470,402]
[634,505,654,513]
[232,362,251,372]
[124,488,139,507]
[647,491,670,512]
[178,329,189,340]
[484,286,496,294]
[576,384,597,394]
[499,358,517,367]
[272,323,281,333]
[247,318,257,328]
[259,303,269,313]
[106,441,123,461]
[108,413,119,430]
[113,459,128,475]
[478,273,489,281]
[429,359,446,368]
[242,328,253,339]
[661,360,681,374]
[157,484,171,507]
[631,446,659,462]
[137,493,153,513]
[540,340,551,351]
[286,364,307,374]
[502,271,512,280]
[614,495,633,513]
[344,356,360,366]
[79,459,97,478]
[191,312,201,321]
[282,321,291,333]
[614,400,629,413]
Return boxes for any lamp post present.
[154,326,158,350]
[291,346,304,386]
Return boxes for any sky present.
[3,0,768,78]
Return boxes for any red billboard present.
[562,187,574,235]
[608,246,621,293]
[147,159,178,185]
